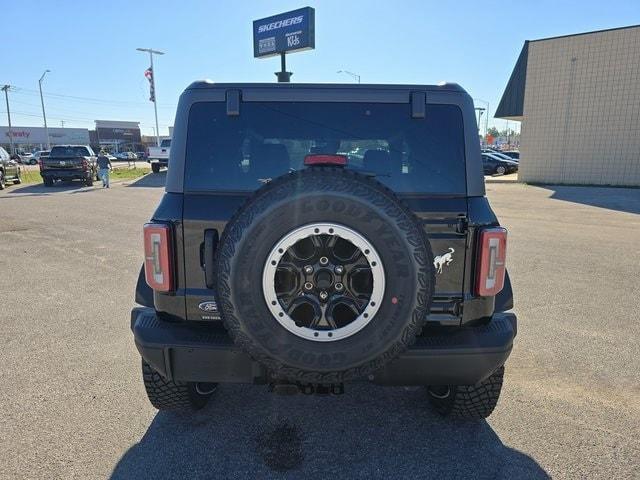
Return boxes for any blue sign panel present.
[253,7,315,58]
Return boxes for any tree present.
[487,127,500,138]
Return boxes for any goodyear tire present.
[427,366,505,419]
[142,360,216,411]
[215,168,435,384]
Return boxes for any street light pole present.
[39,70,51,149]
[337,70,361,83]
[2,85,14,155]
[136,47,164,147]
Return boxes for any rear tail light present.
[304,154,347,166]
[475,227,507,297]
[143,223,174,292]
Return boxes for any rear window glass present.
[185,102,466,194]
[160,139,171,147]
[50,146,92,157]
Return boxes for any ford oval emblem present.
[198,301,218,312]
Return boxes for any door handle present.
[204,229,219,289]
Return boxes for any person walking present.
[97,150,113,188]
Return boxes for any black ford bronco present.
[131,82,515,419]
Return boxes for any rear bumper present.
[131,307,516,386]
[41,170,89,180]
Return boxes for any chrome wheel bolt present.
[304,265,314,275]
[319,291,329,301]
[304,282,314,291]
[334,282,344,291]
[334,265,344,275]
[319,256,329,266]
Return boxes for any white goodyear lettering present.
[258,15,304,33]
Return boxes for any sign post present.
[253,7,315,82]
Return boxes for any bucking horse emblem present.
[433,247,455,274]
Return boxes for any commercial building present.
[496,25,640,186]
[0,126,90,152]
[91,120,142,152]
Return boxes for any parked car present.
[132,81,515,419]
[482,153,519,175]
[483,150,519,163]
[31,150,50,165]
[115,151,138,161]
[0,147,22,189]
[147,138,171,173]
[18,152,33,164]
[40,145,99,186]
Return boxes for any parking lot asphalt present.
[0,175,638,479]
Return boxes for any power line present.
[11,86,176,108]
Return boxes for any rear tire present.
[141,360,216,411]
[14,169,22,184]
[151,163,160,173]
[85,175,93,186]
[43,177,54,187]
[496,166,506,175]
[0,171,5,190]
[427,366,504,419]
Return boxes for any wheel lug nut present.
[334,265,344,275]
[335,282,344,291]
[304,265,314,274]
[304,282,314,291]
[319,291,328,301]
[319,257,329,266]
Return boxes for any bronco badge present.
[198,301,218,312]
[433,248,455,274]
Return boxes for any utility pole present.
[136,47,164,147]
[39,70,51,149]
[60,120,65,128]
[2,85,14,155]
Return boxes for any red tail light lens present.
[304,154,347,166]
[143,223,174,292]
[475,227,507,297]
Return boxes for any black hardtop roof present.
[185,81,467,94]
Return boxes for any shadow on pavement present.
[3,180,89,197]
[126,172,166,188]
[111,384,549,480]
[538,184,640,215]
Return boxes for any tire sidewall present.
[216,170,434,382]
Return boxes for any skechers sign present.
[253,7,315,58]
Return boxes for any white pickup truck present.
[147,138,171,173]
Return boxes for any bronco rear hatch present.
[178,96,470,324]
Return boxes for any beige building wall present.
[519,27,640,186]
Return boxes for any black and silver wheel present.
[427,366,505,419]
[142,360,217,411]
[151,163,160,173]
[43,177,54,187]
[216,168,435,384]
[495,165,506,175]
[14,168,22,185]
[0,171,5,190]
[263,223,385,342]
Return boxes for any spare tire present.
[216,168,435,383]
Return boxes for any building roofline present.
[529,24,640,43]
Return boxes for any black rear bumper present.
[131,307,516,386]
[41,170,89,180]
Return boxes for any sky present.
[2,0,639,136]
